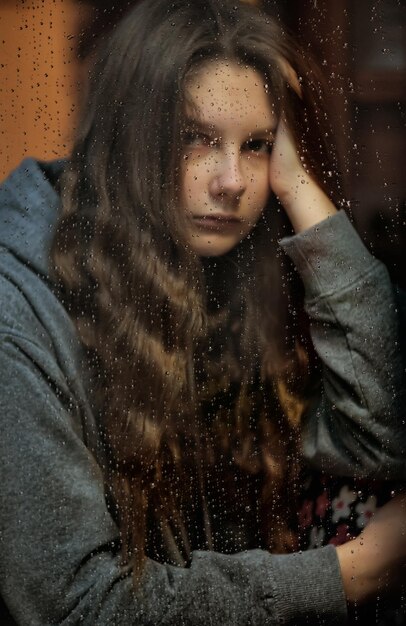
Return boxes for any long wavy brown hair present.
[51,0,342,581]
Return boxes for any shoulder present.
[0,246,99,459]
[0,246,66,344]
[0,246,85,407]
[0,157,76,357]
[0,158,66,279]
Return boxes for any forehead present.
[185,60,276,129]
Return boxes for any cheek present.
[180,166,197,207]
[180,157,212,203]
[245,159,271,208]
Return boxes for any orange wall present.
[0,0,87,181]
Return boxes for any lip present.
[192,214,241,231]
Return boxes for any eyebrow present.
[183,116,277,137]
[183,117,216,133]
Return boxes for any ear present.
[278,59,302,98]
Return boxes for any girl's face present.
[180,60,276,257]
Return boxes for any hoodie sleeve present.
[280,210,406,479]
[0,264,348,625]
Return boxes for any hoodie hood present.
[0,158,65,277]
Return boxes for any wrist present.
[336,534,394,605]
[277,172,337,234]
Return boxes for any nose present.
[209,148,247,200]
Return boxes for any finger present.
[278,58,302,98]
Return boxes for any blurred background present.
[0,0,405,285]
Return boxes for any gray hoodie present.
[0,159,404,625]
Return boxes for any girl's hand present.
[268,119,306,201]
[337,494,406,605]
[269,119,337,233]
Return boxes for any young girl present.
[0,0,405,623]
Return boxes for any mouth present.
[192,214,241,231]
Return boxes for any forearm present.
[280,211,406,478]
[336,495,405,605]
[337,539,389,605]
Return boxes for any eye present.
[243,138,273,155]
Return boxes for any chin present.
[189,237,238,257]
